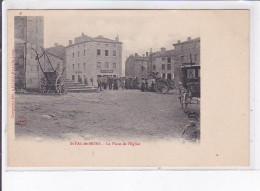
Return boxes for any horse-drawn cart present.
[178,64,200,113]
[32,48,67,95]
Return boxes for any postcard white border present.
[2,0,260,172]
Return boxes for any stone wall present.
[14,16,44,91]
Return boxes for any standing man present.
[145,79,149,91]
[90,77,94,88]
[104,76,108,90]
[108,76,112,90]
[97,76,102,91]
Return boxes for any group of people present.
[97,76,119,91]
[124,77,139,89]
[141,77,155,92]
[97,76,142,91]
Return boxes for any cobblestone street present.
[15,89,200,141]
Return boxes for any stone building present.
[125,48,175,81]
[125,52,150,81]
[14,16,44,90]
[151,48,175,80]
[65,33,122,86]
[172,37,200,86]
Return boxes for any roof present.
[66,35,122,48]
[151,50,175,58]
[45,51,64,60]
[46,45,65,60]
[93,35,115,43]
[173,37,200,46]
[135,57,150,61]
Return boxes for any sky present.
[42,10,200,75]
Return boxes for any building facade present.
[14,16,44,90]
[125,53,150,81]
[172,37,200,86]
[151,48,175,80]
[125,48,175,81]
[65,33,122,86]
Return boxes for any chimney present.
[161,47,166,52]
[146,52,148,57]
[178,40,181,44]
[115,34,119,42]
[55,43,58,47]
[82,32,84,36]
[142,54,145,57]
[150,48,153,54]
[69,40,73,45]
[135,53,138,57]
[187,37,191,41]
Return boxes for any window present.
[162,57,165,61]
[194,54,198,61]
[181,56,184,62]
[162,64,165,70]
[97,62,101,68]
[72,52,74,58]
[84,63,86,69]
[84,50,86,56]
[113,62,116,68]
[78,63,80,69]
[97,49,101,55]
[72,64,74,69]
[113,50,116,56]
[105,50,109,56]
[167,73,172,80]
[141,66,144,71]
[105,62,109,68]
[78,51,80,57]
[167,58,171,63]
[162,73,166,79]
[153,65,156,70]
[167,64,171,70]
[105,44,108,47]
[72,75,75,81]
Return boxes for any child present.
[182,112,200,142]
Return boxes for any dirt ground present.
[15,89,200,141]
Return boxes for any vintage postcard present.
[6,10,250,168]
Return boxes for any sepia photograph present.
[13,11,200,143]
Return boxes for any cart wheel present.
[40,77,49,94]
[56,76,67,95]
[155,79,169,94]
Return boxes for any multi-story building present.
[125,52,150,81]
[65,33,122,86]
[172,37,200,86]
[14,16,44,90]
[151,48,175,80]
[125,48,175,81]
